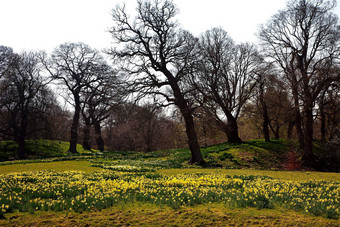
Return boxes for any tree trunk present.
[274,126,280,139]
[262,112,271,142]
[181,109,205,165]
[168,75,205,165]
[259,84,270,142]
[224,114,242,143]
[302,106,315,167]
[17,112,28,159]
[145,135,152,153]
[17,136,26,159]
[292,90,304,149]
[270,122,280,140]
[319,99,326,142]
[287,121,295,139]
[82,117,92,151]
[69,94,81,153]
[93,120,105,152]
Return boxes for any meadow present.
[0,140,339,226]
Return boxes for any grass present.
[1,203,339,226]
[0,140,97,162]
[1,161,339,181]
[0,160,100,175]
[159,168,340,181]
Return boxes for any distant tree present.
[317,80,340,141]
[0,51,51,158]
[0,46,14,79]
[134,103,162,152]
[250,61,279,142]
[193,107,226,147]
[108,0,204,164]
[102,102,183,152]
[255,64,271,142]
[244,72,295,140]
[42,43,111,153]
[80,74,118,152]
[191,28,258,143]
[259,0,340,166]
[25,85,62,140]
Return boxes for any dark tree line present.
[259,0,340,167]
[0,48,55,158]
[1,0,340,168]
[41,43,117,153]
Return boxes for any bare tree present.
[317,80,340,141]
[0,51,51,158]
[81,74,118,152]
[191,28,258,143]
[254,63,274,142]
[108,0,204,164]
[42,43,110,153]
[0,46,14,79]
[134,103,162,152]
[259,0,340,166]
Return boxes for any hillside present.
[0,140,95,162]
[0,139,294,171]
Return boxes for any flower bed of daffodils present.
[0,170,339,219]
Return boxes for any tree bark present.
[303,106,316,166]
[319,98,326,142]
[287,121,295,139]
[259,83,270,142]
[167,72,205,165]
[16,135,26,159]
[17,111,28,159]
[270,122,280,140]
[181,108,204,164]
[82,116,92,151]
[93,120,105,152]
[224,114,242,143]
[292,81,304,149]
[69,93,81,153]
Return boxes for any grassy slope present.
[0,140,97,161]
[0,139,331,173]
[86,139,290,171]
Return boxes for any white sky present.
[0,0,340,53]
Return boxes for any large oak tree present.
[108,0,204,164]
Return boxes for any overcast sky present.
[1,0,340,53]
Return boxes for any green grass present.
[0,139,327,172]
[88,139,289,171]
[1,203,339,226]
[159,168,340,181]
[0,140,98,162]
[0,160,100,175]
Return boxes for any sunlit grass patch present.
[0,161,100,175]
